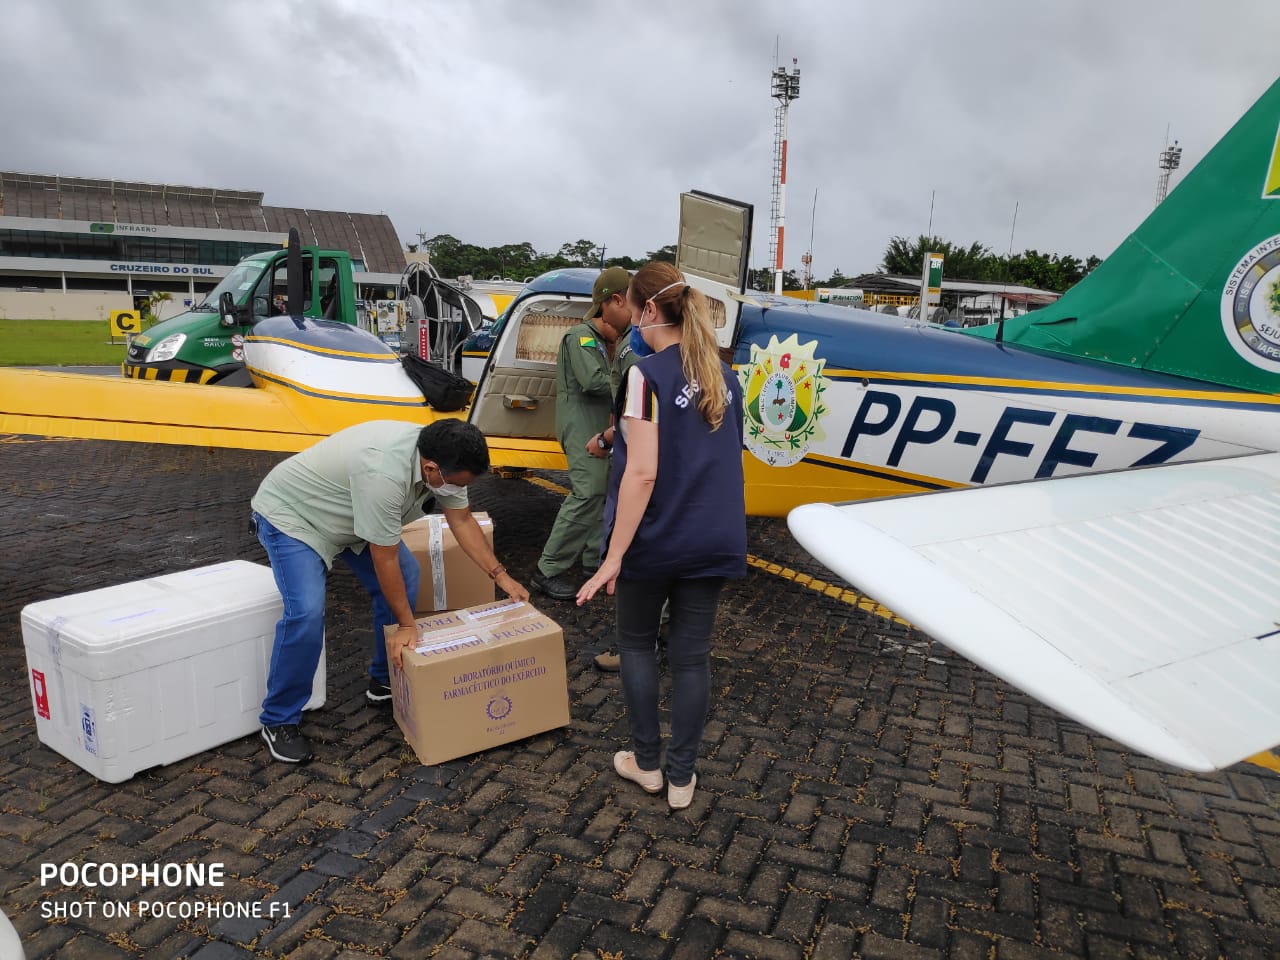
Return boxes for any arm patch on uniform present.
[579,336,597,348]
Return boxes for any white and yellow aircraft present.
[4,78,1280,772]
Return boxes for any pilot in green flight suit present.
[531,266,632,600]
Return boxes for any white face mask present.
[422,459,467,498]
[428,480,466,498]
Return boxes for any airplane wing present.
[0,368,567,468]
[0,368,316,451]
[787,454,1280,772]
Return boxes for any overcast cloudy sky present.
[2,1,1278,278]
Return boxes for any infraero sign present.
[90,222,159,235]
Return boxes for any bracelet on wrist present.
[487,563,506,580]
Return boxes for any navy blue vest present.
[602,345,747,580]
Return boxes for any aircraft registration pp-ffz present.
[816,375,1266,488]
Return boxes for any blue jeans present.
[615,576,725,787]
[254,512,420,727]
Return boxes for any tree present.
[880,234,1102,293]
[882,236,996,280]
[746,267,803,291]
[424,234,461,257]
[422,234,467,277]
[145,290,173,324]
[605,255,642,270]
[646,244,677,263]
[557,240,600,267]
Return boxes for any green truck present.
[123,242,485,385]
[123,246,359,384]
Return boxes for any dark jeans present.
[615,576,725,787]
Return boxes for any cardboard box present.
[401,512,496,613]
[387,599,569,765]
[21,561,326,783]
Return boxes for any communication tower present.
[769,58,800,295]
[1156,138,1182,205]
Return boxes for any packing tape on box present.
[47,615,67,665]
[415,633,484,655]
[428,515,448,610]
[44,616,70,727]
[470,600,526,619]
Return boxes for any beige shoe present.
[668,774,697,810]
[594,651,621,672]
[613,751,663,794]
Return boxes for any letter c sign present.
[109,310,140,336]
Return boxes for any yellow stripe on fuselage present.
[245,336,402,362]
[742,452,957,517]
[823,369,1280,405]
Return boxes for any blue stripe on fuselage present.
[734,299,1278,408]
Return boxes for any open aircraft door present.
[675,190,753,350]
[467,189,752,466]
[466,283,584,445]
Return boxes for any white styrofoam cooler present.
[21,560,325,783]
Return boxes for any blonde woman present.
[577,262,746,810]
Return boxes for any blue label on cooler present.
[80,704,98,756]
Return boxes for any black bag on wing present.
[400,353,474,412]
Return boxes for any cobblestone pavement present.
[2,437,1280,959]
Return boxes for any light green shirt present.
[251,420,469,568]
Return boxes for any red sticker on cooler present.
[32,669,50,719]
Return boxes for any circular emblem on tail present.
[1221,234,1280,373]
[739,334,830,467]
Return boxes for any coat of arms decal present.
[739,334,829,466]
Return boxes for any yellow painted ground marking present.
[525,476,572,497]
[520,474,907,625]
[746,554,908,625]
[0,434,79,443]
[1245,750,1280,775]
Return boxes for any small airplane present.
[4,77,1280,772]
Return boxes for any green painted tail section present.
[968,76,1280,394]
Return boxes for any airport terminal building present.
[0,171,407,320]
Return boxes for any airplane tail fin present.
[970,76,1280,395]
